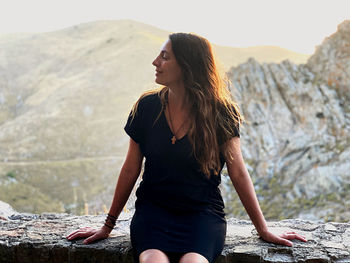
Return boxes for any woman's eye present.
[160,51,169,60]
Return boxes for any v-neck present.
[162,108,187,143]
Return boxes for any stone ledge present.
[1,213,350,263]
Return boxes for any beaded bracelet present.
[104,223,114,229]
[107,213,117,220]
[104,213,117,229]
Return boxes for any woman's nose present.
[152,56,159,67]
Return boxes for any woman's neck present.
[167,85,189,111]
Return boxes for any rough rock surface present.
[224,20,350,222]
[0,20,348,222]
[0,212,350,263]
[307,20,350,103]
[0,200,18,220]
[0,20,308,217]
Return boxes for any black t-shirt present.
[124,93,239,215]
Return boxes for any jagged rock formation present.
[0,20,309,216]
[0,19,348,222]
[307,20,350,103]
[223,20,350,222]
[1,210,350,263]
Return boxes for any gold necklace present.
[167,100,187,145]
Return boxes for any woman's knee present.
[179,252,209,263]
[139,249,170,263]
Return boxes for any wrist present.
[257,227,269,237]
[104,213,117,231]
[102,224,113,234]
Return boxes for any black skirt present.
[130,200,227,263]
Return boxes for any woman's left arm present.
[224,137,307,246]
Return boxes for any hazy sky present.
[1,0,349,54]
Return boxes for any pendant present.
[171,135,176,144]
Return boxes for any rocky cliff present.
[1,19,349,222]
[308,20,350,104]
[0,20,310,216]
[223,20,350,222]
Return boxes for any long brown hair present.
[132,33,243,176]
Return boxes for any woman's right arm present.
[66,138,144,243]
[106,137,144,220]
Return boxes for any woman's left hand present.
[259,230,307,247]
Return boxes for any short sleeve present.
[220,120,240,143]
[124,102,144,144]
[229,121,240,138]
[217,105,240,146]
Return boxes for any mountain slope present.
[223,20,350,222]
[0,19,311,215]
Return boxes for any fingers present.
[66,230,81,240]
[261,230,307,247]
[277,237,293,247]
[83,234,97,244]
[280,232,308,242]
[67,227,109,244]
[67,231,84,240]
[83,230,108,244]
[83,233,103,244]
[265,234,293,247]
[66,227,94,240]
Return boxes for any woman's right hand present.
[66,225,112,244]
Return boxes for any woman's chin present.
[155,78,165,85]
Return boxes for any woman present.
[67,33,306,263]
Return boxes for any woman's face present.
[152,39,183,87]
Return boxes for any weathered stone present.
[1,212,349,263]
[307,20,350,102]
[224,20,350,222]
[0,200,19,220]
